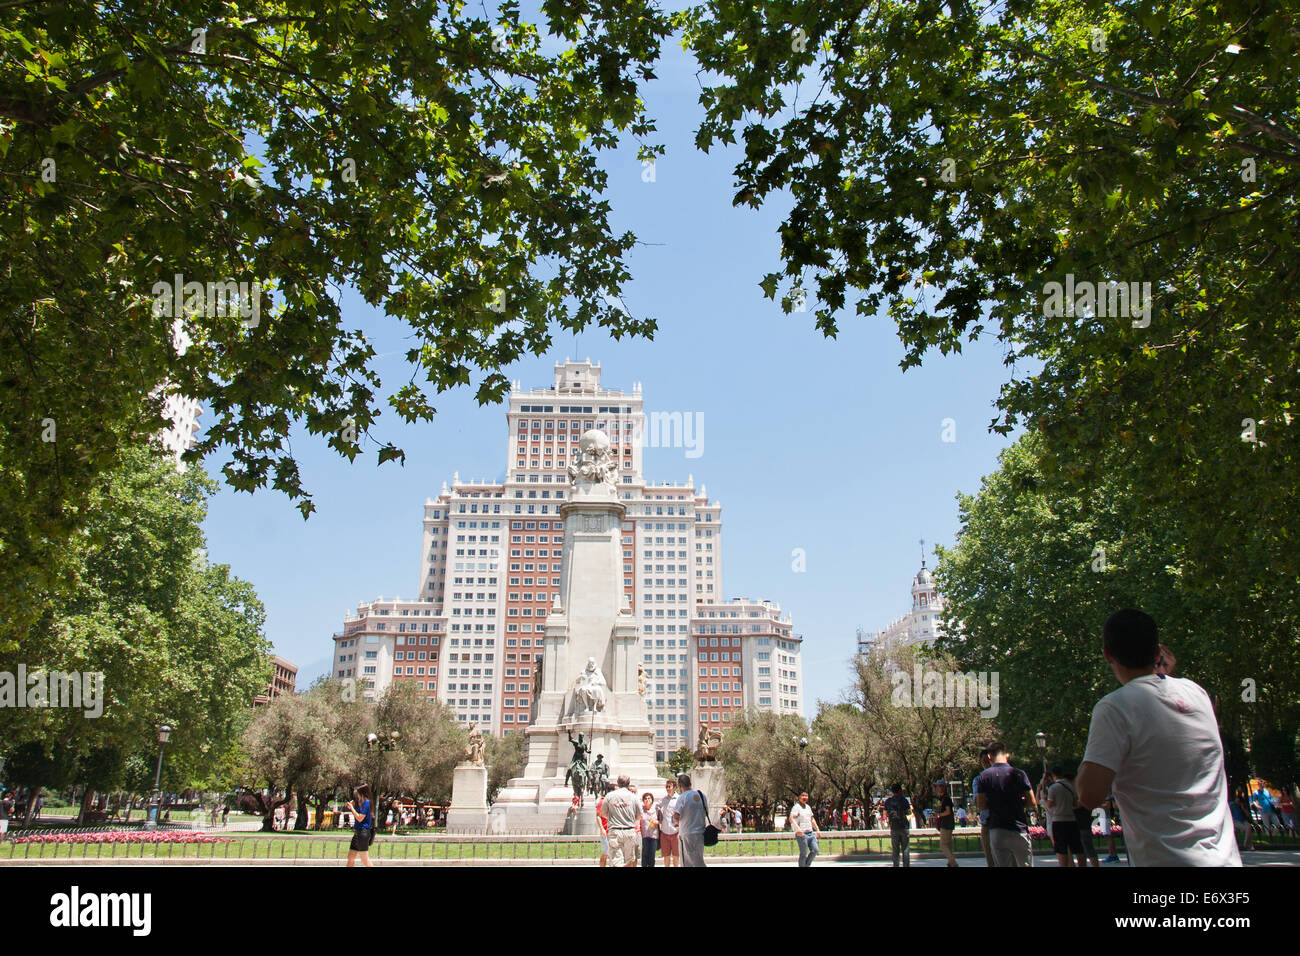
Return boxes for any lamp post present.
[1035,731,1048,777]
[367,729,400,826]
[143,724,172,831]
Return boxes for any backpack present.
[886,796,909,828]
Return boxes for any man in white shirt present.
[790,791,820,866]
[601,775,642,867]
[1077,608,1241,866]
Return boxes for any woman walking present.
[346,785,375,867]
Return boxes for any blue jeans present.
[890,828,910,867]
[796,832,819,866]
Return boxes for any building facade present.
[333,360,798,761]
[858,558,946,655]
[253,655,299,707]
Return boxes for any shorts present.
[1050,820,1084,855]
[658,831,679,854]
[609,830,638,866]
[599,834,610,856]
[349,829,373,852]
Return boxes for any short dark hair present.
[677,773,692,790]
[1050,765,1066,777]
[890,782,903,795]
[1103,608,1160,669]
[987,741,1008,757]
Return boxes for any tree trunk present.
[24,786,43,826]
[295,790,309,830]
[77,788,95,824]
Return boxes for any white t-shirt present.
[1082,674,1241,866]
[790,803,815,834]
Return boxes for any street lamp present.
[143,724,172,831]
[366,729,401,826]
[1035,731,1048,776]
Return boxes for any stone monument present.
[492,429,659,830]
[446,724,489,832]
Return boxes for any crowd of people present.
[592,772,715,867]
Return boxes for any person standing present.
[1278,791,1295,835]
[595,783,612,867]
[640,791,659,867]
[602,776,641,868]
[790,791,820,867]
[345,785,374,868]
[972,748,995,867]
[656,777,680,867]
[1045,765,1084,868]
[934,781,958,867]
[1076,609,1241,866]
[977,742,1036,867]
[1097,794,1120,861]
[0,787,10,841]
[1251,784,1281,837]
[1230,791,1253,851]
[672,773,708,868]
[883,783,911,868]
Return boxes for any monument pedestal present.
[491,429,662,832]
[446,763,489,833]
[692,764,727,822]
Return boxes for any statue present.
[572,656,608,714]
[465,724,485,766]
[565,731,590,802]
[695,724,723,762]
[589,753,610,796]
[637,662,648,697]
[567,429,619,489]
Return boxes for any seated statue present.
[572,656,608,713]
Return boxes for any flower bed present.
[10,830,233,845]
[1028,825,1122,841]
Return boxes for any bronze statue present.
[565,731,589,802]
[695,724,723,762]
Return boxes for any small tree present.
[854,643,993,826]
[667,747,694,776]
[485,733,525,805]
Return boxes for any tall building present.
[858,557,946,654]
[334,360,796,761]
[253,655,298,707]
[689,598,802,742]
[158,391,203,468]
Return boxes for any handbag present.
[700,792,721,847]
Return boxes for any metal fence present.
[0,826,1012,862]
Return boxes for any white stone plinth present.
[692,765,727,823]
[446,763,489,833]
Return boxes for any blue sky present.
[200,30,1019,715]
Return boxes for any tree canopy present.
[1,0,671,632]
[0,445,271,804]
[935,432,1300,783]
[680,0,1299,606]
